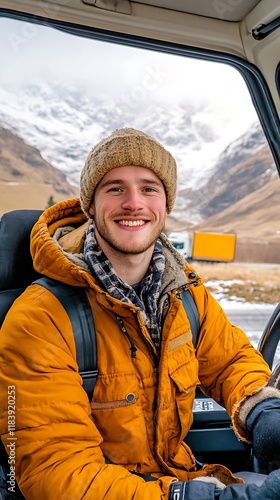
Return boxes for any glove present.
[169,470,280,500]
[218,470,280,500]
[246,397,280,473]
[169,480,217,499]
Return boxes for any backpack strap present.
[33,279,200,400]
[182,289,200,348]
[34,277,97,401]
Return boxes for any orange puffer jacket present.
[0,199,271,500]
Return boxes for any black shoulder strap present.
[34,277,97,400]
[182,289,200,348]
[33,279,199,403]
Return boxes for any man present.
[0,128,280,499]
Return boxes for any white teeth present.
[118,220,146,226]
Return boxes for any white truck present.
[168,231,193,260]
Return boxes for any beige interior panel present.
[245,0,280,31]
[239,0,280,113]
[132,0,262,22]
[0,0,245,57]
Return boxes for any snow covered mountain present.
[190,122,277,219]
[0,81,275,225]
[0,82,248,190]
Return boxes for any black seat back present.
[0,209,42,324]
[0,209,42,499]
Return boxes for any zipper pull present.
[116,316,137,358]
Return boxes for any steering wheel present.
[258,303,280,369]
[251,303,280,474]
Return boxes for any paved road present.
[224,306,274,337]
[223,305,280,366]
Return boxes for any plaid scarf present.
[84,221,165,349]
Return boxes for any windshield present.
[0,15,279,365]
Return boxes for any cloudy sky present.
[0,16,258,146]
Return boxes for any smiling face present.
[88,165,167,256]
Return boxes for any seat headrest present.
[0,209,43,290]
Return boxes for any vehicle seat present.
[0,209,42,324]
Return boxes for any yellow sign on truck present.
[192,231,236,262]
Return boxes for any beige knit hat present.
[80,128,177,217]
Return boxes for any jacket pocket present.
[90,373,154,465]
[91,395,137,410]
[168,343,200,443]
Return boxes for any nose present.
[121,188,143,211]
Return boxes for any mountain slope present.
[0,127,78,214]
[0,81,279,254]
[196,178,280,236]
[194,124,277,219]
[0,82,240,189]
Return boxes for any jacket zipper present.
[116,316,137,358]
[113,297,182,475]
[135,311,161,366]
[116,314,158,363]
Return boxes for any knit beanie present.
[80,128,177,217]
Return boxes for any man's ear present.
[89,206,94,216]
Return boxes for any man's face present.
[89,165,167,256]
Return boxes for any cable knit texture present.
[80,128,177,216]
